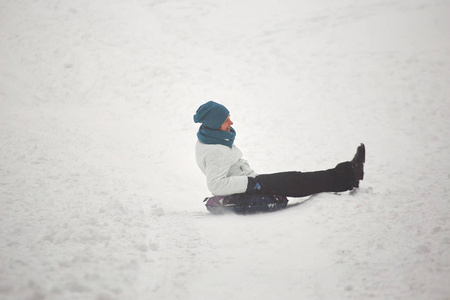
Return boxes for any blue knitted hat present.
[193,101,229,130]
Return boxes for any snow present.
[1,0,449,299]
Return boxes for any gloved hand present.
[246,177,262,194]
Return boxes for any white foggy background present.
[1,0,449,299]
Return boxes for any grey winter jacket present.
[195,140,257,196]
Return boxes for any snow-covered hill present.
[1,0,449,299]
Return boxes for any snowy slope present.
[1,0,449,299]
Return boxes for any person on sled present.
[194,101,365,198]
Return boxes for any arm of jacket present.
[196,141,257,196]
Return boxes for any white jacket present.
[195,140,258,196]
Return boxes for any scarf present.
[197,125,236,148]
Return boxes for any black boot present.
[350,143,365,187]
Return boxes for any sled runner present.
[204,194,288,215]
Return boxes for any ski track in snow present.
[1,0,449,299]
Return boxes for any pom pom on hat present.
[193,101,229,130]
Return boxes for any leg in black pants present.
[256,162,357,198]
[255,144,365,198]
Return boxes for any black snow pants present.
[255,162,355,198]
